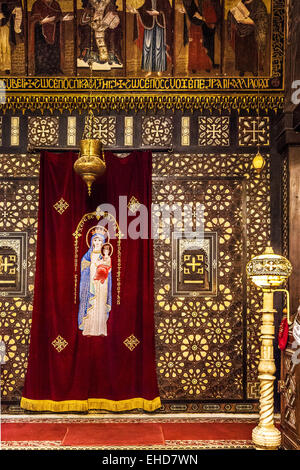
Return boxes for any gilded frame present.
[0,231,27,297]
[0,0,285,94]
[172,231,218,297]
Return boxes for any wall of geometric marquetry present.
[152,153,271,413]
[0,155,39,405]
[0,109,281,413]
[0,114,274,151]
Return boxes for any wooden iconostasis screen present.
[0,151,276,413]
[3,0,272,78]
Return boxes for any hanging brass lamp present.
[73,15,106,196]
[74,135,106,196]
[252,150,266,174]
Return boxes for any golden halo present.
[86,225,110,248]
[101,242,114,257]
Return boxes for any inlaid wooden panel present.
[152,153,271,408]
[0,152,272,412]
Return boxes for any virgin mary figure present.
[78,230,112,336]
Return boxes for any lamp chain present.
[88,7,94,139]
[257,44,260,154]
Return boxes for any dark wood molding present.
[275,110,300,153]
[293,104,300,131]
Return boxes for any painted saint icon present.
[227,0,269,76]
[128,0,172,77]
[180,0,221,74]
[77,0,123,71]
[78,225,112,337]
[29,0,73,75]
[0,1,23,74]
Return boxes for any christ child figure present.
[94,242,112,284]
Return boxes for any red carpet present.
[1,418,264,448]
[62,423,165,446]
[162,422,253,441]
[2,423,67,442]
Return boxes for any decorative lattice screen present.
[0,152,271,413]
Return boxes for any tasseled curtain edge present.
[20,396,162,413]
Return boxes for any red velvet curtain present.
[21,150,160,412]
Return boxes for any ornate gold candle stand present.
[246,246,292,450]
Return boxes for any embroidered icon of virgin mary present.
[78,225,113,336]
